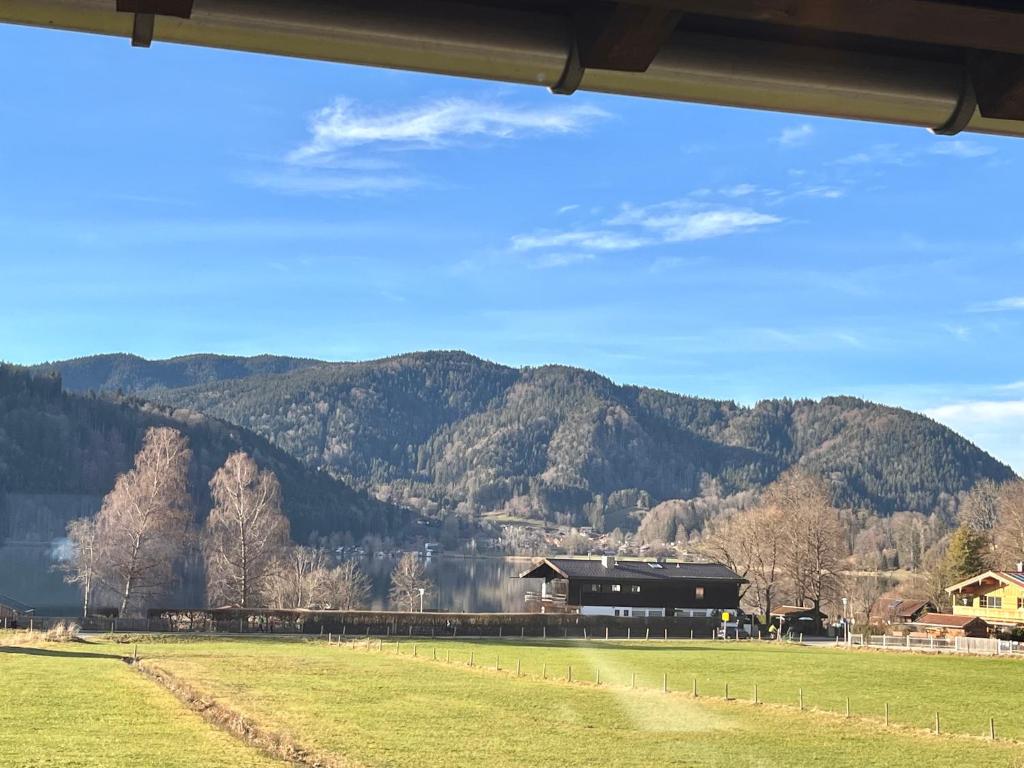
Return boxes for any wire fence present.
[849,633,1024,656]
[327,635,1010,743]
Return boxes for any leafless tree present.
[94,427,193,615]
[703,502,785,618]
[993,480,1024,568]
[389,553,433,612]
[60,516,100,618]
[331,559,372,611]
[769,470,845,630]
[203,451,289,608]
[267,546,333,609]
[960,479,1001,533]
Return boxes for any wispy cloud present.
[529,252,596,269]
[246,170,421,195]
[928,139,997,159]
[777,124,814,147]
[511,230,651,253]
[610,201,782,242]
[557,204,580,215]
[925,400,1024,472]
[971,296,1024,313]
[290,97,609,162]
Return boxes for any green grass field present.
[0,634,284,767]
[5,632,1024,767]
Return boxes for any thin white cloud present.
[511,230,650,253]
[290,97,609,161]
[247,171,421,195]
[642,209,782,242]
[971,296,1024,313]
[529,252,596,269]
[928,140,997,158]
[721,183,757,197]
[777,124,814,147]
[557,204,580,215]
[926,400,1024,472]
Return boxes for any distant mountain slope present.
[0,364,408,544]
[31,353,321,394]
[36,351,1018,522]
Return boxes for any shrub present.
[44,620,82,642]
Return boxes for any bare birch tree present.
[267,546,333,609]
[330,559,372,611]
[203,451,289,608]
[769,470,845,631]
[389,553,432,612]
[703,502,785,618]
[993,480,1024,568]
[94,427,193,615]
[61,516,100,618]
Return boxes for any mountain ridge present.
[32,351,1018,525]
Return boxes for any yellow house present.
[946,570,1024,633]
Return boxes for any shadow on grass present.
[0,645,122,660]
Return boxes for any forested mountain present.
[40,351,1015,526]
[0,364,408,544]
[31,352,320,394]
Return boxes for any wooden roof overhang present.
[5,1,1024,137]
[945,570,1024,596]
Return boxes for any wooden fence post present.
[990,717,996,740]
[596,668,601,685]
[690,629,693,640]
[627,627,631,640]
[884,703,889,726]
[469,651,474,667]
[798,688,803,711]
[934,712,940,735]
[753,683,758,704]
[516,658,521,677]
[724,682,729,700]
[542,662,547,680]
[568,665,572,682]
[645,627,650,641]
[631,672,636,689]
[664,628,668,641]
[662,673,668,693]
[845,697,850,718]
[605,627,609,640]
[692,678,698,697]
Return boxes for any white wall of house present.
[580,606,666,618]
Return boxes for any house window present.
[611,584,622,592]
[589,583,602,592]
[980,595,1002,609]
[695,587,705,600]
[630,585,641,593]
[1018,598,1024,610]
[622,609,630,617]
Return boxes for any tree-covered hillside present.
[51,350,1014,524]
[0,364,408,543]
[31,352,320,394]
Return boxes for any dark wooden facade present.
[519,557,744,617]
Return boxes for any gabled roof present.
[0,593,33,613]
[770,605,826,618]
[893,599,932,619]
[518,558,745,583]
[912,612,987,629]
[945,571,1024,593]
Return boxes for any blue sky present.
[1,24,1023,473]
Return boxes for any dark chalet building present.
[519,556,745,618]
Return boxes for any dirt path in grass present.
[133,659,363,768]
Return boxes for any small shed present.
[909,612,988,638]
[873,597,935,625]
[0,593,32,624]
[769,605,827,633]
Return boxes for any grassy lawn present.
[0,633,285,768]
[126,636,1024,768]
[384,637,1024,739]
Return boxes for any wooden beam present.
[970,51,1024,121]
[115,0,192,19]
[655,0,1024,57]
[575,3,682,72]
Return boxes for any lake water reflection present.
[364,555,538,613]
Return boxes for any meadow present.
[5,632,1024,767]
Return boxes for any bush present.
[44,620,82,642]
